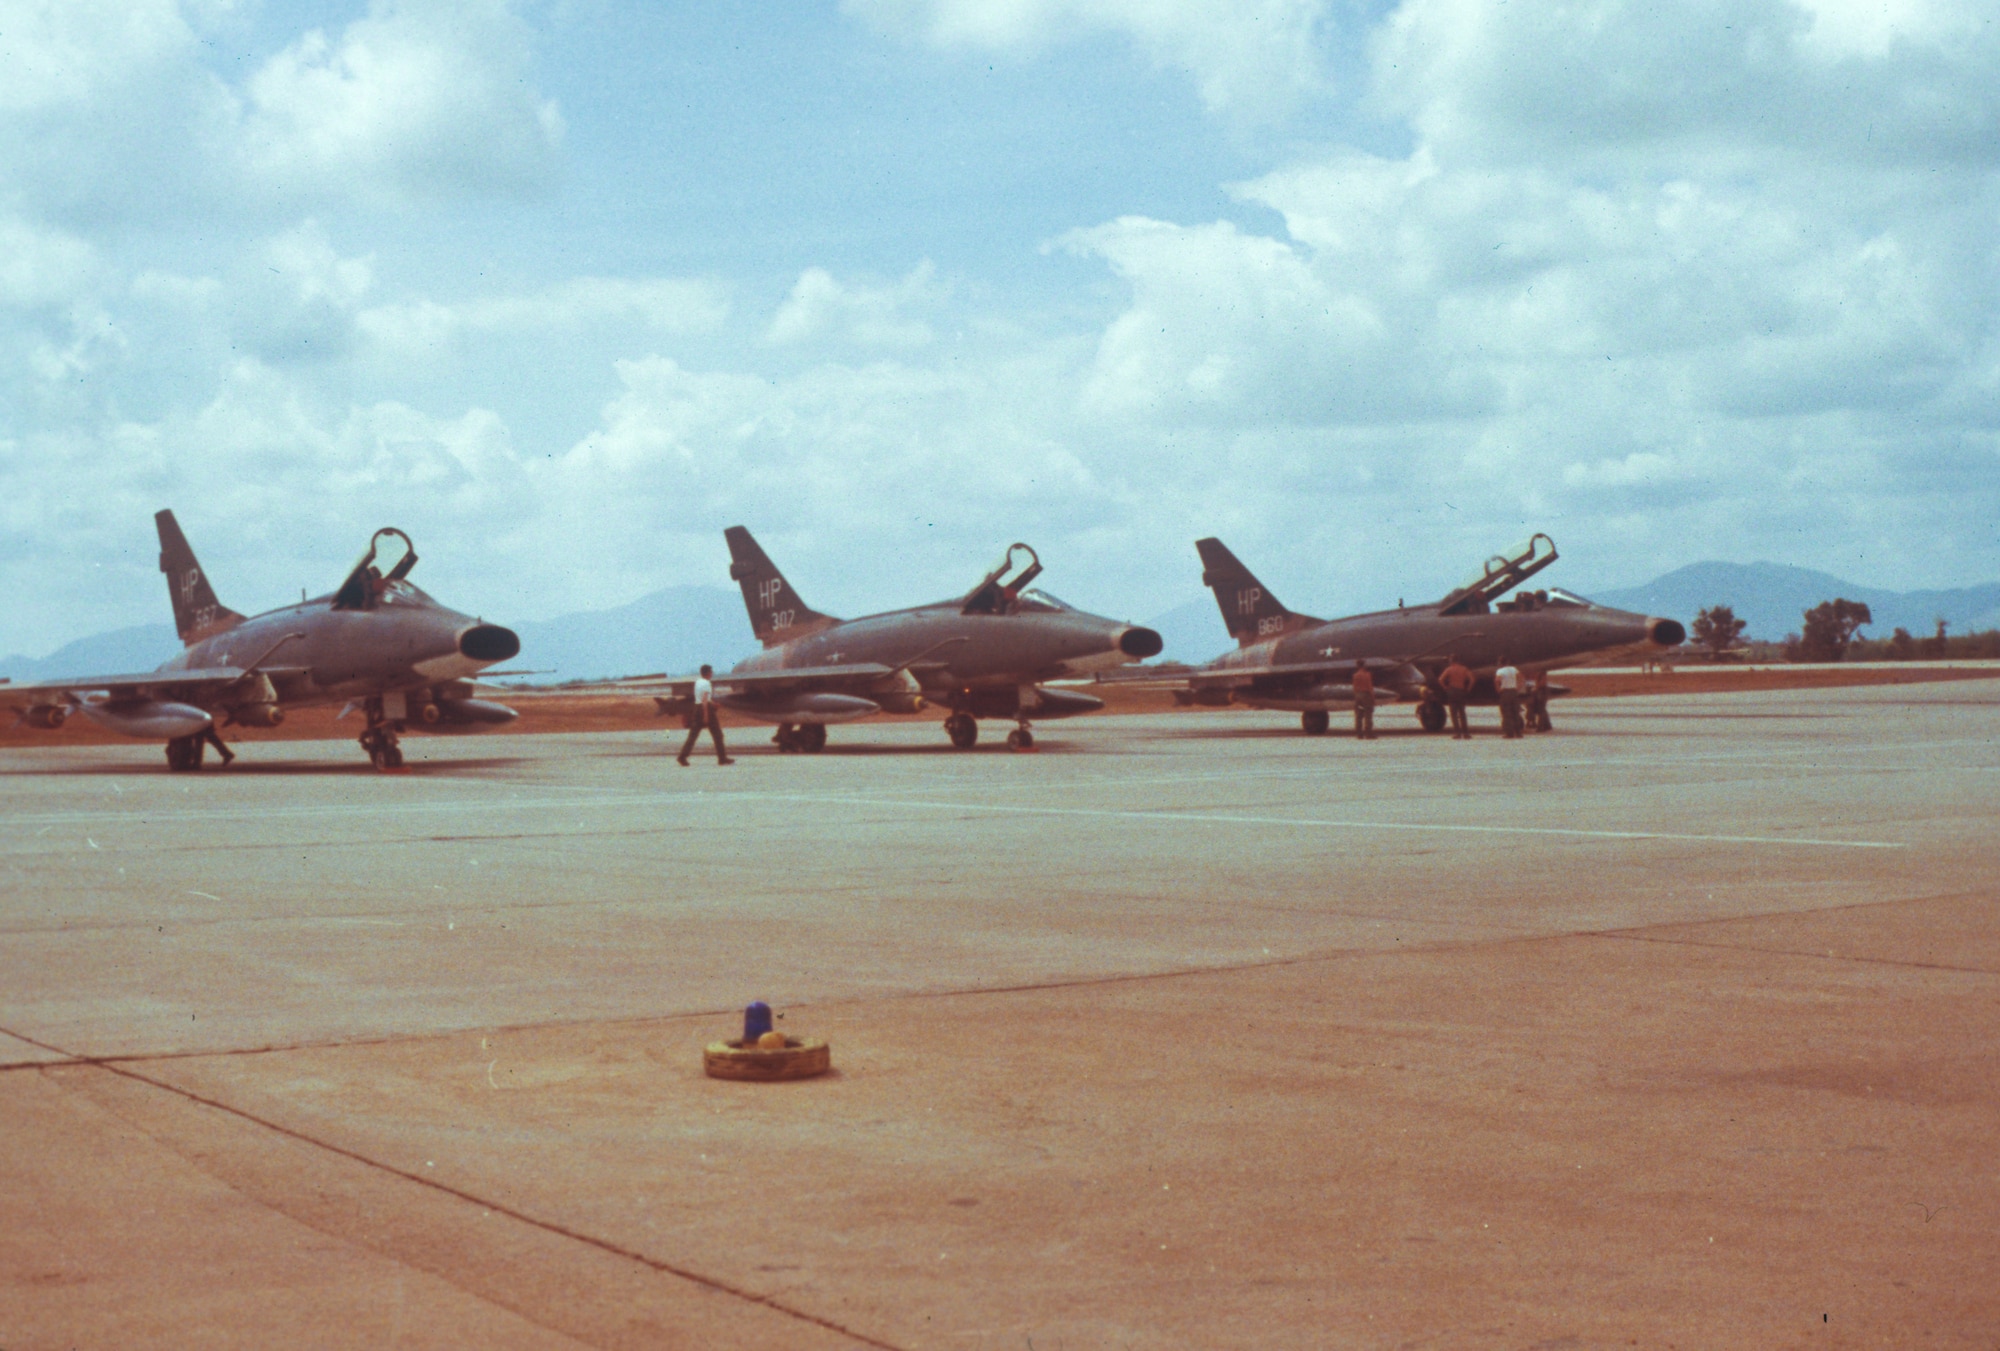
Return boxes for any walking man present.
[1495,659,1523,739]
[199,724,236,766]
[1439,656,1475,740]
[678,664,734,766]
[1351,661,1376,739]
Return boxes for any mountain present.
[511,586,757,681]
[0,624,180,683]
[0,592,759,688]
[1580,562,2000,641]
[15,562,1993,685]
[1141,598,1233,664]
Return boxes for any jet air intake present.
[458,624,521,662]
[1649,618,1686,647]
[1118,626,1165,659]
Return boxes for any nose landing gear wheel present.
[1005,725,1036,752]
[1417,701,1447,733]
[944,713,978,749]
[359,721,406,772]
[1301,710,1330,736]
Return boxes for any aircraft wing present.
[613,663,901,697]
[723,663,898,687]
[1,667,251,703]
[1098,659,1371,688]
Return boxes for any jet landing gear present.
[1416,700,1447,733]
[165,727,235,771]
[1005,721,1036,752]
[358,698,406,772]
[1301,710,1330,736]
[944,712,978,750]
[773,723,827,753]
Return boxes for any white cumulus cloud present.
[844,0,1332,118]
[241,0,564,203]
[766,263,943,350]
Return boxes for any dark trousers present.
[1499,691,1522,738]
[1353,696,1375,738]
[1529,693,1551,732]
[679,707,728,762]
[1446,695,1469,738]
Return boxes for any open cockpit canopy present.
[1438,533,1557,616]
[332,528,420,611]
[961,542,1046,615]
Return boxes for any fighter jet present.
[2,511,521,771]
[1106,533,1685,734]
[641,526,1162,751]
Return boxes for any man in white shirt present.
[1494,660,1523,739]
[678,664,734,766]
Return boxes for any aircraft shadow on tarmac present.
[1580,709,1842,720]
[1148,723,1520,741]
[590,739,1094,759]
[0,755,536,778]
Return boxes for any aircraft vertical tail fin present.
[1196,537,1310,646]
[156,509,244,646]
[724,526,834,648]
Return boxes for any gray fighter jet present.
[2,511,520,771]
[1107,533,1685,734]
[643,526,1162,751]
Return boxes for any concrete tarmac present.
[3,684,1997,1348]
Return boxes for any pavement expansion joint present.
[35,1042,914,1351]
[1602,929,2000,978]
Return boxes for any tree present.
[1691,605,1747,659]
[1887,627,1915,660]
[1927,617,1949,659]
[1796,598,1872,662]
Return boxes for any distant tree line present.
[1688,602,2000,662]
[1846,618,2000,662]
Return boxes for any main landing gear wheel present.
[165,735,204,772]
[945,713,978,749]
[358,701,407,772]
[1417,701,1447,733]
[775,723,831,754]
[1006,726,1036,752]
[1301,710,1330,736]
[360,727,405,771]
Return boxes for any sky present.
[3,0,1998,653]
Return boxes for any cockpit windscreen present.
[1015,589,1073,613]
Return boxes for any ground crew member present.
[1528,670,1552,732]
[1439,656,1474,740]
[200,724,236,765]
[678,664,734,766]
[1351,662,1376,739]
[1495,660,1523,738]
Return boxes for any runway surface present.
[3,684,1997,1348]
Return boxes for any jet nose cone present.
[1649,618,1686,647]
[1119,626,1164,659]
[459,624,520,663]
